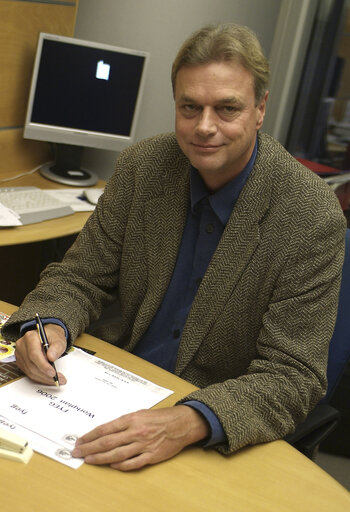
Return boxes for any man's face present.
[175,61,268,191]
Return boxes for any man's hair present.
[171,23,270,103]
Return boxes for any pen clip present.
[35,313,49,350]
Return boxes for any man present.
[2,24,346,471]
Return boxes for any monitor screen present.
[24,33,149,185]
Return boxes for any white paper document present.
[0,415,84,468]
[0,203,22,226]
[0,348,173,468]
[43,189,98,211]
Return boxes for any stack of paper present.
[0,348,173,468]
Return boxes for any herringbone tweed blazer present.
[3,132,346,455]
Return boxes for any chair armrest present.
[284,404,340,459]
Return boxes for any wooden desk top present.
[0,172,105,246]
[1,301,349,512]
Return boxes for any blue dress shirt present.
[133,139,258,445]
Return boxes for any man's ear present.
[256,91,269,129]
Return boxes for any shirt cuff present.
[20,318,69,342]
[183,400,226,447]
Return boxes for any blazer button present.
[206,223,214,233]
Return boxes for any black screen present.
[31,39,146,137]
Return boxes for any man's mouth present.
[191,143,223,152]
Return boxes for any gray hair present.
[171,23,270,103]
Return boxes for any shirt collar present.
[190,137,258,225]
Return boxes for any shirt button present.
[206,223,215,234]
[196,278,202,287]
[173,329,181,339]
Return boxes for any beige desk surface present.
[0,172,105,246]
[1,301,349,512]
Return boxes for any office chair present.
[285,228,350,459]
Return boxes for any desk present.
[1,301,349,512]
[1,170,106,246]
[0,172,105,304]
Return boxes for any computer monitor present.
[24,33,150,186]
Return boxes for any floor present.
[315,451,350,491]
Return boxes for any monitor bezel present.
[24,32,150,152]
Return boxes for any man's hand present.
[15,323,67,385]
[71,405,210,471]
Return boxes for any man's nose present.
[195,108,217,136]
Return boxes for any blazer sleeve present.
[177,194,346,455]
[1,150,136,343]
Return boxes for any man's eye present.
[183,104,198,112]
[219,106,237,115]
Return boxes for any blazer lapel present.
[129,162,191,343]
[176,165,272,375]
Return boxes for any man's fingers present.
[72,406,209,471]
[41,324,67,361]
[74,417,128,447]
[73,434,141,464]
[110,452,153,471]
[73,429,131,457]
[15,334,51,378]
[16,344,66,385]
[15,323,67,384]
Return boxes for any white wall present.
[74,0,281,179]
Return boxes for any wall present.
[0,0,79,305]
[0,0,79,181]
[74,0,281,179]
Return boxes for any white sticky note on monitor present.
[96,60,110,80]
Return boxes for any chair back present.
[322,228,350,402]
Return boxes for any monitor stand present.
[40,143,98,187]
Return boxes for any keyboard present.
[0,186,74,225]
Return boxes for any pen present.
[35,313,59,387]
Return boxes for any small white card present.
[0,203,22,226]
